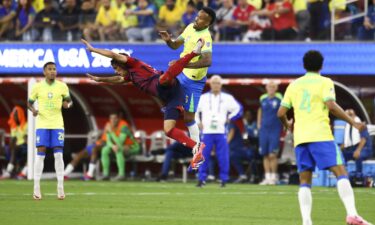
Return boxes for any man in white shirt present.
[196,75,242,187]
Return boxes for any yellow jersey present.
[95,6,118,26]
[178,23,212,81]
[281,72,335,146]
[117,4,138,28]
[10,122,28,146]
[29,80,70,129]
[159,0,186,25]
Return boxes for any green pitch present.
[0,180,374,225]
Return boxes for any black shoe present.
[220,181,226,188]
[196,180,206,188]
[156,174,167,182]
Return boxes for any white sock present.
[34,154,45,194]
[6,163,14,173]
[54,152,65,190]
[187,122,200,143]
[270,173,277,181]
[265,172,271,180]
[87,163,96,177]
[337,178,358,216]
[64,163,74,176]
[298,186,313,225]
[21,166,28,175]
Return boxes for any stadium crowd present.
[0,0,374,42]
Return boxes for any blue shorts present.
[259,130,281,156]
[177,74,207,113]
[36,129,64,148]
[295,141,344,172]
[157,79,184,120]
[86,143,96,156]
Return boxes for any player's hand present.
[353,122,366,132]
[86,73,100,82]
[62,101,72,109]
[353,149,361,159]
[168,60,177,66]
[112,145,119,153]
[81,38,94,52]
[32,110,38,117]
[158,31,171,42]
[285,119,293,132]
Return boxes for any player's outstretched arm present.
[325,100,366,131]
[86,73,126,84]
[184,52,212,68]
[158,31,184,50]
[81,39,128,63]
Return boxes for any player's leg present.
[16,144,28,179]
[85,144,103,180]
[177,74,207,143]
[295,143,315,225]
[164,119,196,149]
[259,132,271,185]
[51,129,65,200]
[100,145,112,179]
[159,40,204,86]
[215,134,230,187]
[269,132,280,184]
[113,146,126,181]
[33,129,49,200]
[158,142,180,180]
[64,147,90,177]
[312,141,372,225]
[197,134,214,187]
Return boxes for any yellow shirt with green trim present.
[178,23,212,81]
[281,72,335,146]
[10,123,28,146]
[29,80,70,129]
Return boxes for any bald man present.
[195,75,242,187]
[257,81,283,185]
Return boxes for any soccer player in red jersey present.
[81,39,204,169]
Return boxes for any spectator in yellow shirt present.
[157,0,187,37]
[117,0,138,40]
[83,0,118,41]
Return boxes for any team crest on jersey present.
[48,92,53,99]
[186,36,191,42]
[206,42,211,47]
[272,100,278,108]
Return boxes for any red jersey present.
[267,1,296,31]
[233,5,255,22]
[122,57,163,96]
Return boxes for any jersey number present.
[299,89,311,113]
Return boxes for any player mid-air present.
[81,39,205,169]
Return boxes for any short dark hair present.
[202,7,216,25]
[187,0,195,7]
[110,53,129,70]
[303,50,324,72]
[43,62,56,70]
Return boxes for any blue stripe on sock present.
[37,152,46,156]
[337,175,348,181]
[53,149,63,154]
[185,121,196,127]
[300,183,312,188]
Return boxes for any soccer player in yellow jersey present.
[27,62,72,200]
[277,50,372,225]
[159,7,216,150]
